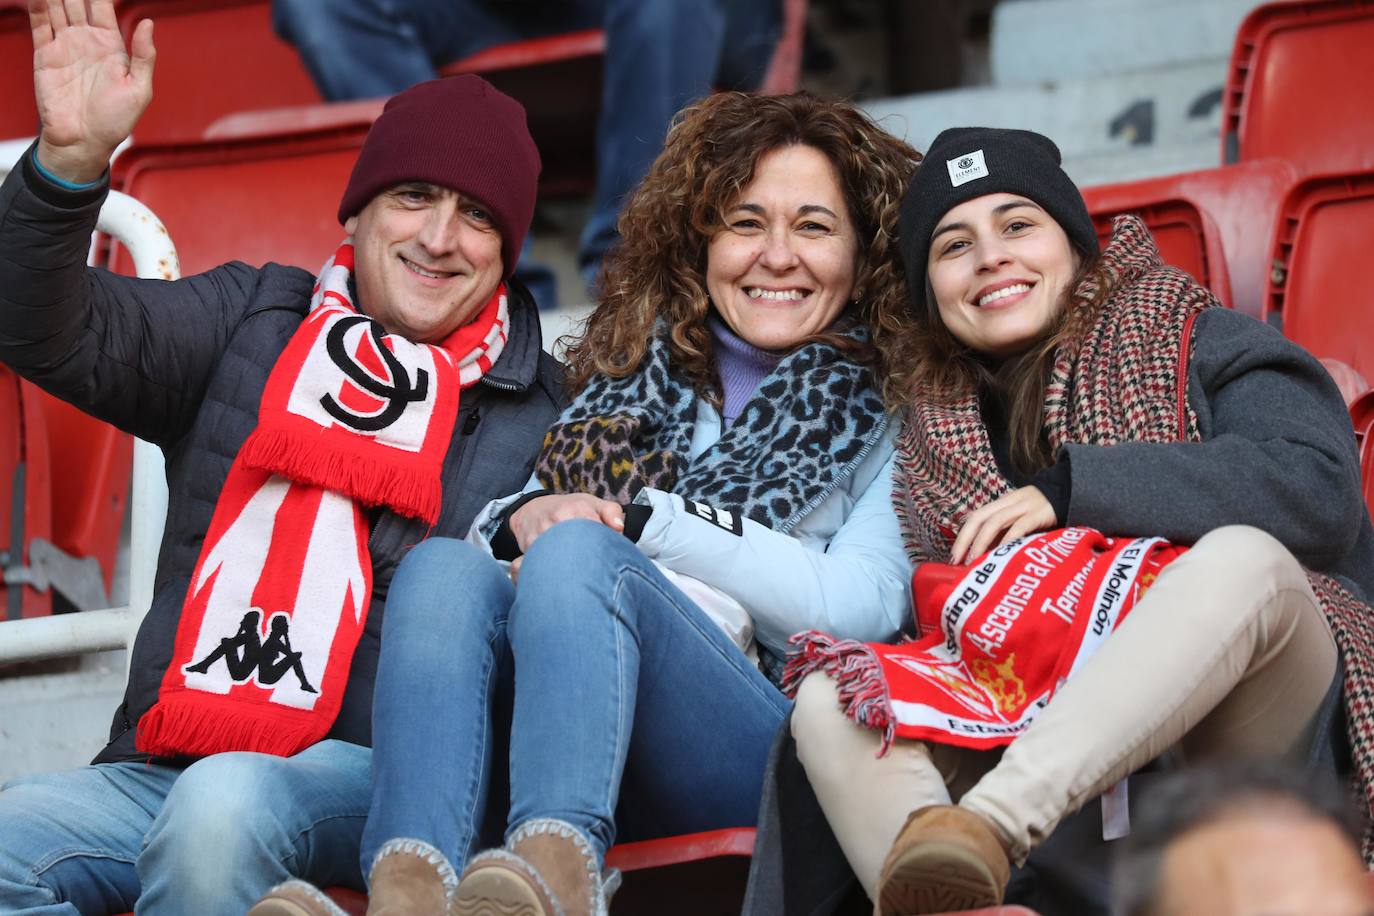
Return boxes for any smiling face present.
[706,144,859,351]
[344,182,503,343]
[926,192,1079,358]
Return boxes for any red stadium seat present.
[113,0,322,144]
[0,0,37,140]
[0,369,54,620]
[34,389,132,602]
[1222,0,1374,174]
[1263,168,1374,381]
[1081,159,1300,317]
[107,101,382,277]
[1086,193,1230,309]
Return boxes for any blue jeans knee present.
[385,537,514,644]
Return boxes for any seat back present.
[114,0,321,144]
[0,0,37,140]
[1085,195,1230,309]
[35,390,132,598]
[107,102,381,277]
[1222,0,1374,173]
[1264,168,1374,380]
[0,368,53,619]
[1082,159,1300,317]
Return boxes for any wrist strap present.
[31,148,104,191]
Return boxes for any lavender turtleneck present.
[710,314,784,425]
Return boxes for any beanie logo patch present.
[946,149,988,188]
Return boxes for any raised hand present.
[31,0,154,183]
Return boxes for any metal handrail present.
[0,140,174,667]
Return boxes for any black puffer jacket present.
[0,147,565,764]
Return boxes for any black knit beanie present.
[898,127,1098,317]
[338,74,541,280]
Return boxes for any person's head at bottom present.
[1114,761,1373,916]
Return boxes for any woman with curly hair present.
[783,127,1374,915]
[250,90,920,916]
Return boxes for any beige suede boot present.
[249,880,348,916]
[365,838,460,915]
[874,804,1011,916]
[450,819,619,916]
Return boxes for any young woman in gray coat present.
[786,127,1374,915]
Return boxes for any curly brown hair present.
[560,91,922,404]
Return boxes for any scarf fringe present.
[137,694,320,759]
[240,426,441,525]
[784,630,898,755]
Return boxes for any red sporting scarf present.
[137,240,508,758]
[785,528,1186,752]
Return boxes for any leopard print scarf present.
[897,214,1374,861]
[536,322,888,533]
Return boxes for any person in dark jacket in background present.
[783,127,1374,914]
[0,4,562,914]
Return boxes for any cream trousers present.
[792,525,1339,898]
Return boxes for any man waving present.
[0,2,563,912]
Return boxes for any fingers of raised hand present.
[62,0,88,26]
[29,0,53,47]
[90,0,117,30]
[508,556,522,585]
[129,17,154,80]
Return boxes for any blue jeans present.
[367,523,789,867]
[0,740,370,914]
[271,0,782,298]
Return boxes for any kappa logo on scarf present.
[184,608,317,694]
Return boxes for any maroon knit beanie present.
[337,74,541,279]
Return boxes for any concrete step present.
[0,650,127,784]
[862,59,1227,186]
[990,0,1263,85]
[1065,139,1220,189]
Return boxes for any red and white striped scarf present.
[137,240,508,758]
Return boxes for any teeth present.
[403,258,445,279]
[978,283,1030,307]
[745,287,806,301]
